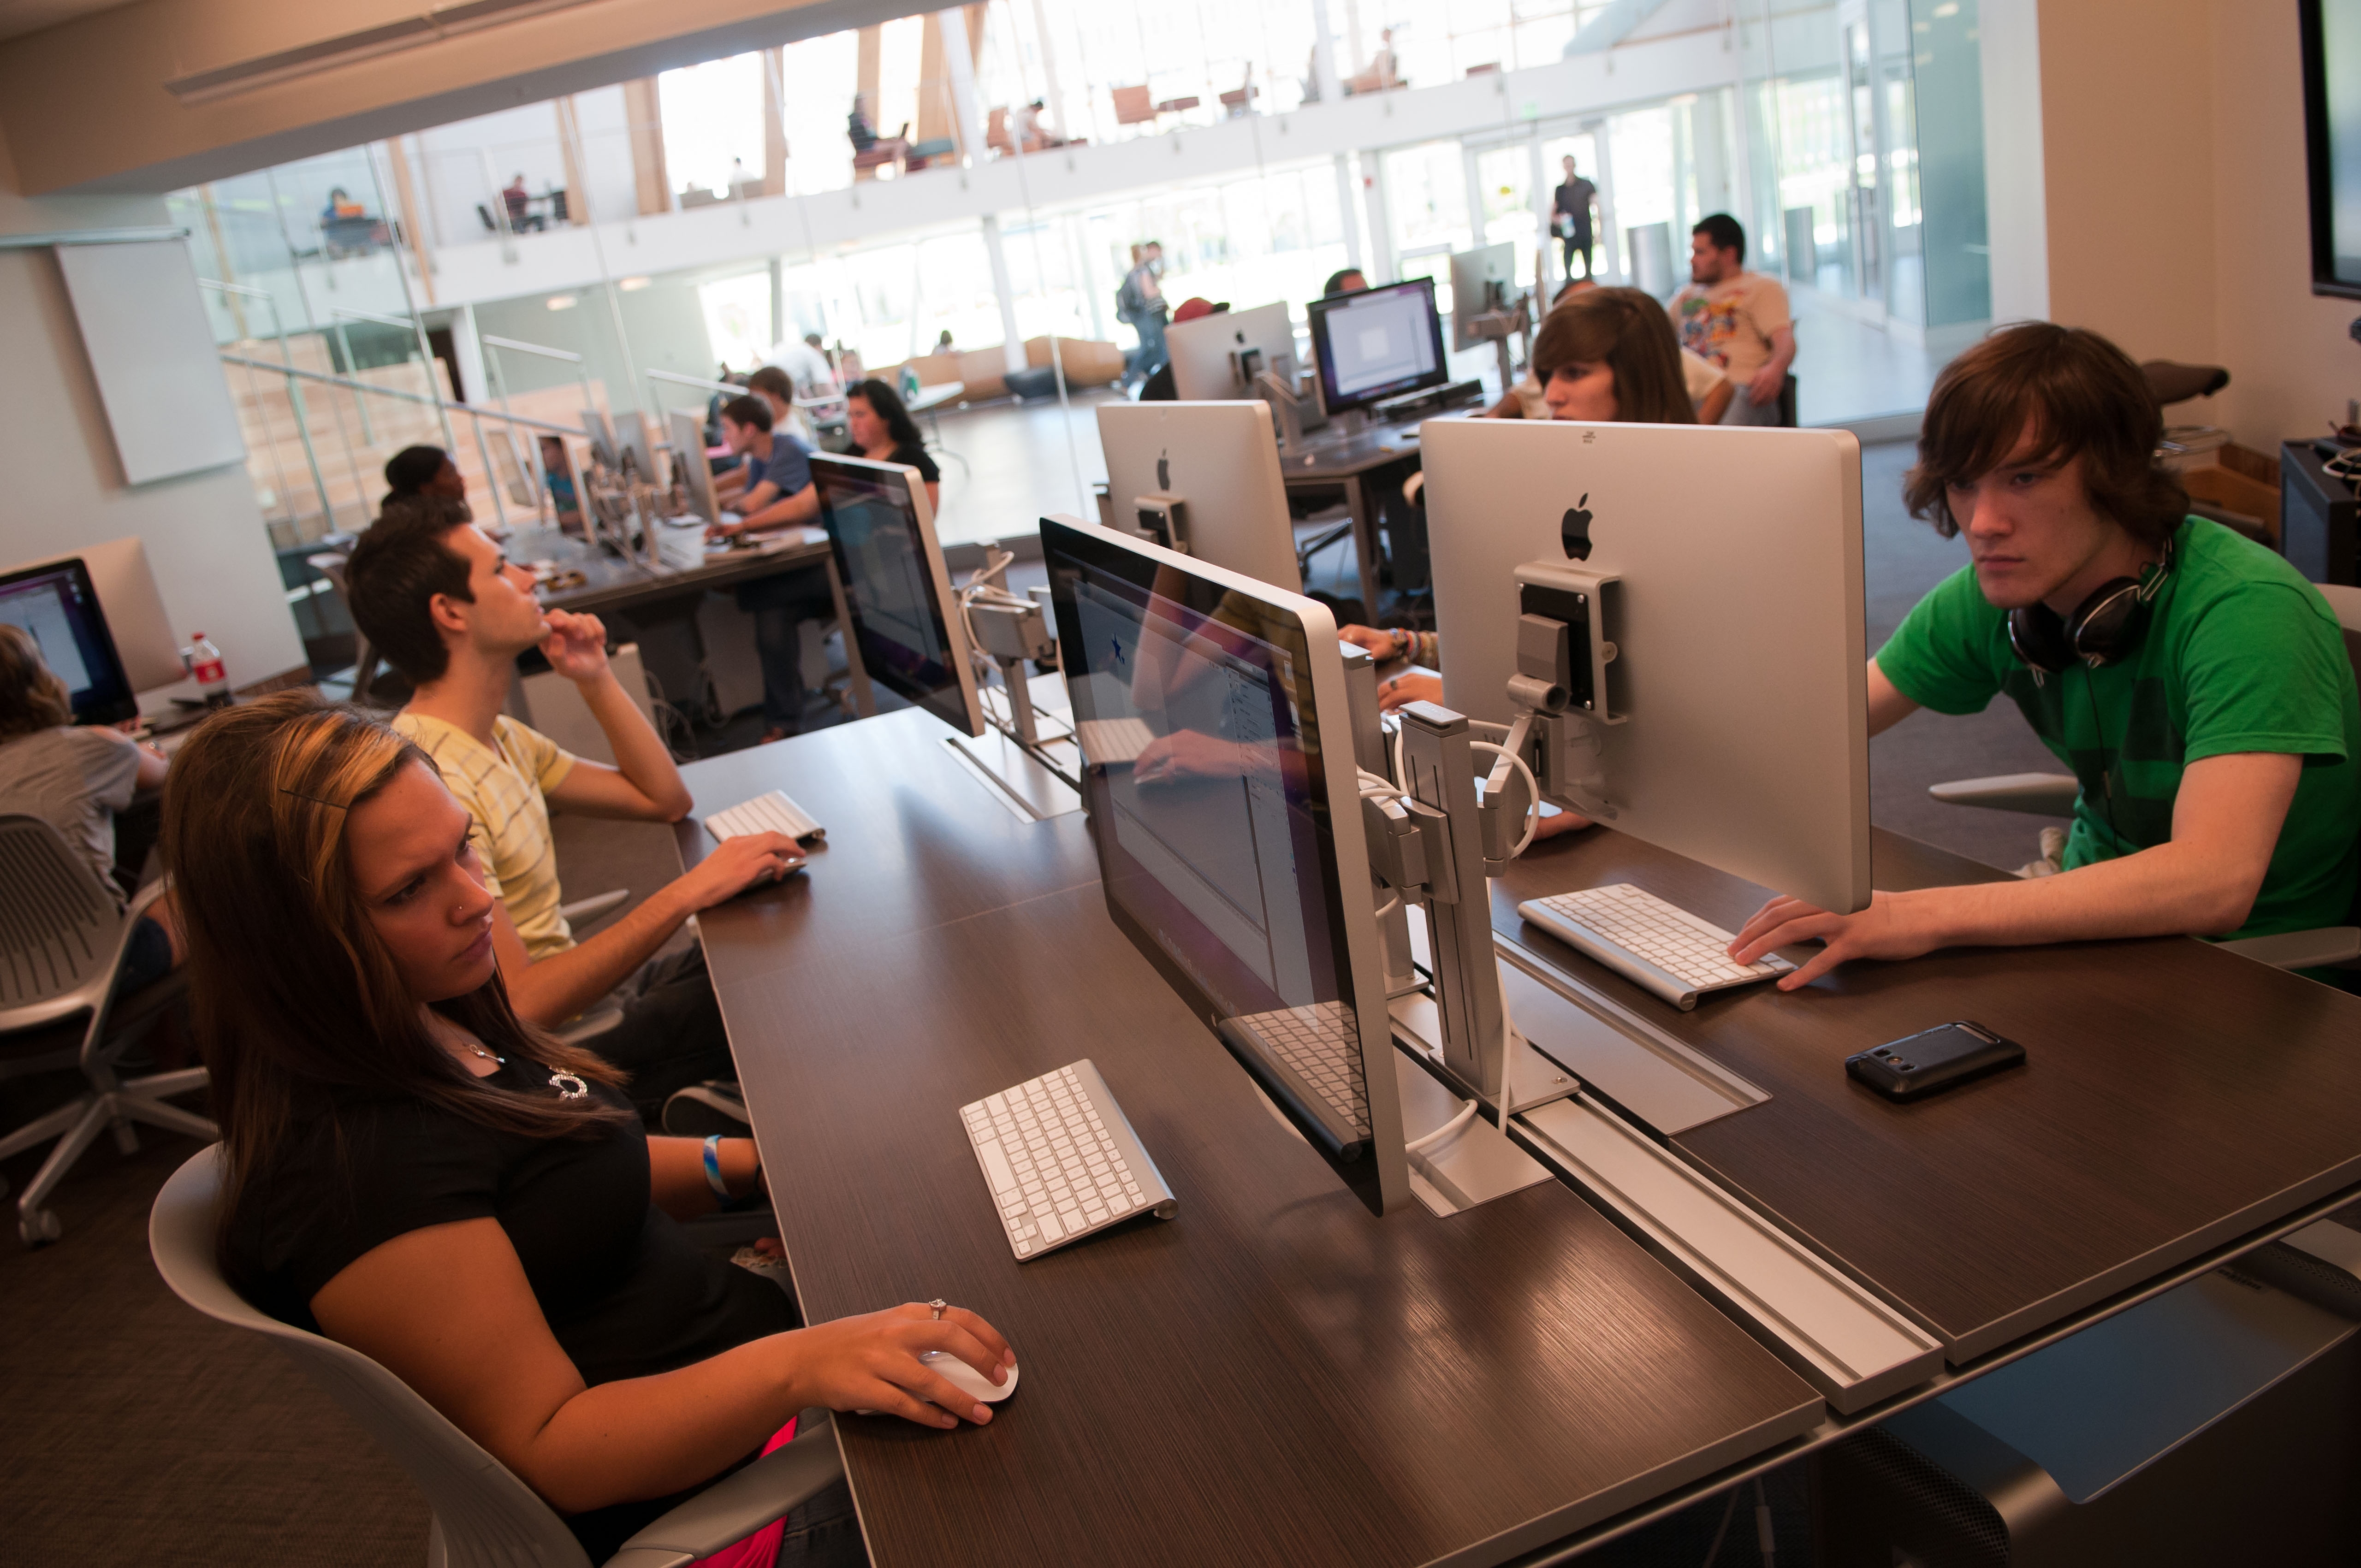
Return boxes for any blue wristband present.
[702,1134,734,1202]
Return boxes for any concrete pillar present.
[1334,152,1363,270]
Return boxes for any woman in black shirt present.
[843,379,942,514]
[165,693,1013,1565]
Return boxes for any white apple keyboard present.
[1075,717,1156,768]
[1518,882,1793,1011]
[704,789,825,844]
[961,1059,1176,1260]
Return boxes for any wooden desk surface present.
[680,711,1824,1568]
[1279,410,1476,483]
[1495,826,2361,1362]
[508,524,831,620]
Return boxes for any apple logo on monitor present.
[1561,494,1593,561]
[1157,450,1171,492]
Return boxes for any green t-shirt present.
[1876,517,2361,940]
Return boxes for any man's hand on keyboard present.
[793,1303,1017,1429]
[679,831,805,907]
[1727,891,1927,989]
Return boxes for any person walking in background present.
[1120,241,1170,379]
[1553,155,1598,282]
[1668,213,1795,426]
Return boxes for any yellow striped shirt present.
[393,711,580,960]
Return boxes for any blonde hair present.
[162,691,628,1266]
[0,624,72,740]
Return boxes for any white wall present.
[0,128,306,690]
[1977,0,2047,324]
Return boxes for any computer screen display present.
[2305,0,2361,297]
[813,452,984,737]
[1307,279,1447,413]
[0,559,138,726]
[1044,516,1401,1212]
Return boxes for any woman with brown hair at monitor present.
[167,692,1014,1566]
[1342,287,1709,722]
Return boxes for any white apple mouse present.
[922,1350,1019,1404]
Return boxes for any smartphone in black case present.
[1846,1021,2024,1102]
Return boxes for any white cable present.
[1405,1097,1478,1155]
[1357,768,1406,803]
[1468,740,1541,856]
[1371,890,1400,920]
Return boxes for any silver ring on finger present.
[927,1298,949,1320]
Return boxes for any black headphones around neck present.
[2005,543,2173,676]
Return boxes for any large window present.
[660,53,768,201]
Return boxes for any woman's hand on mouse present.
[792,1303,1016,1428]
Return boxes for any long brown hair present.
[1530,286,1697,426]
[161,692,628,1245]
[0,624,72,740]
[1904,322,2188,546]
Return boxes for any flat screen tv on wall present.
[2305,0,2361,299]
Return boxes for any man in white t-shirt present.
[1667,213,1795,427]
[764,332,840,399]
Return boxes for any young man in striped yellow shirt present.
[347,496,803,1118]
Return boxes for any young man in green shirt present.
[1730,322,2361,988]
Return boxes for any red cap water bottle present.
[189,633,230,708]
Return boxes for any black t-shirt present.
[1554,178,1597,234]
[877,440,941,485]
[223,1058,793,1386]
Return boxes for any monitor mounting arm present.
[1486,558,1625,823]
[964,583,1061,752]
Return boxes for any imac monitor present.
[1040,515,1410,1214]
[668,408,726,523]
[811,451,985,737]
[581,408,619,469]
[0,559,139,726]
[1420,419,1872,915]
[2303,0,2361,297]
[11,536,183,692]
[1166,302,1298,400]
[1448,242,1519,352]
[1097,401,1300,589]
[1306,279,1447,414]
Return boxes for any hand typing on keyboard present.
[1726,890,1919,991]
[678,832,805,906]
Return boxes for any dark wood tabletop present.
[1278,415,1436,481]
[507,523,832,620]
[678,710,1826,1568]
[1494,826,2361,1363]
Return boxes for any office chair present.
[0,815,210,1246]
[306,552,382,707]
[1776,372,1798,429]
[1928,582,2361,972]
[150,1146,842,1568]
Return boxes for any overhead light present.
[546,294,579,310]
[165,0,604,105]
[618,276,652,291]
[1933,1,1959,13]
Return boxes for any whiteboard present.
[55,240,247,486]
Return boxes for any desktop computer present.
[666,408,735,526]
[1165,302,1299,401]
[0,558,140,726]
[1306,278,1450,416]
[1040,514,1415,1214]
[1096,401,1300,590]
[9,537,184,693]
[1419,417,1871,921]
[811,451,985,739]
[1447,242,1519,354]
